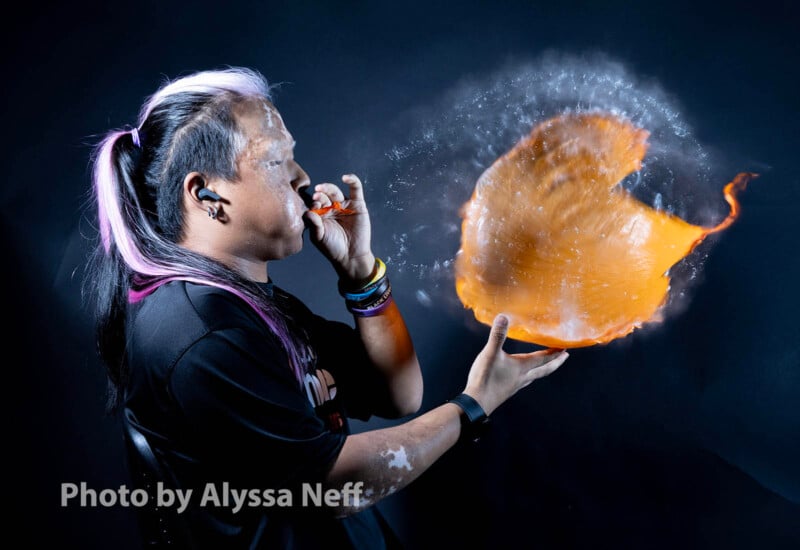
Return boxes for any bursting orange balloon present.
[454,112,755,348]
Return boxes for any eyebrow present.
[263,139,296,157]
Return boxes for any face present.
[219,99,311,261]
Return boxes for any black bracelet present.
[448,393,491,444]
[344,277,391,309]
[337,258,382,295]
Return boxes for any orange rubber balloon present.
[454,112,755,348]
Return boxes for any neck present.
[226,255,269,283]
[180,236,269,283]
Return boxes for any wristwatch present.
[449,393,491,444]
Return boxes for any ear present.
[183,172,219,212]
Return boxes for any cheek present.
[276,184,301,215]
[272,186,304,231]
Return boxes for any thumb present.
[484,314,509,355]
[303,211,324,243]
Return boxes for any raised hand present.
[303,173,376,284]
[464,314,569,415]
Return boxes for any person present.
[86,66,569,549]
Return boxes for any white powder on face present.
[261,100,276,128]
[260,101,293,142]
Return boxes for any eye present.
[264,160,283,168]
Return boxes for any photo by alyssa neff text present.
[61,481,365,514]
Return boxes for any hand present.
[302,174,375,283]
[463,314,569,415]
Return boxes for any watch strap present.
[449,393,490,444]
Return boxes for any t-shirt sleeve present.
[167,326,345,490]
[306,315,382,422]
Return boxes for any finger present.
[484,314,509,356]
[512,348,566,367]
[342,173,365,202]
[302,211,325,242]
[312,192,333,208]
[314,183,345,203]
[522,351,569,382]
[299,187,315,209]
[519,360,562,389]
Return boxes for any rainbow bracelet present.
[348,287,394,317]
[340,258,393,317]
[338,258,386,297]
[344,277,390,308]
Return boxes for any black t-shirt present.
[123,279,400,549]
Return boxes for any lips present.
[299,186,315,209]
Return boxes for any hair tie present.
[130,127,141,148]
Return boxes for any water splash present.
[454,111,754,347]
[370,52,745,335]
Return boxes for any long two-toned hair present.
[86,67,310,410]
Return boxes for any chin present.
[285,231,305,257]
[291,237,304,256]
[265,232,304,261]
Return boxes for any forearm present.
[354,299,423,416]
[323,401,463,516]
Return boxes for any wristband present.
[448,393,491,444]
[364,257,386,287]
[348,293,394,317]
[342,275,389,303]
[347,281,393,316]
[338,258,386,295]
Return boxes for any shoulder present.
[133,280,264,333]
[127,281,278,374]
[270,283,349,336]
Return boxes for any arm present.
[304,174,423,418]
[324,314,569,516]
[352,300,422,417]
[325,401,461,514]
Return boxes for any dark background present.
[7,0,799,548]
